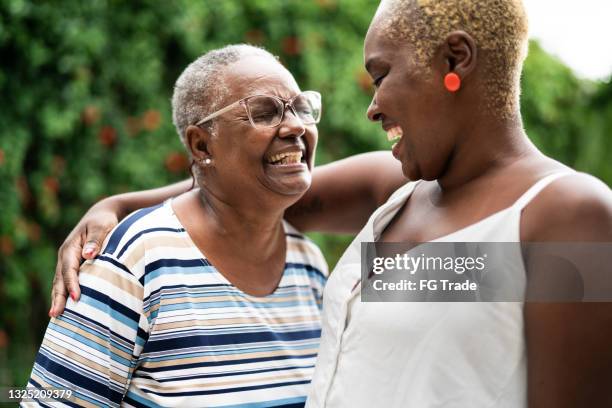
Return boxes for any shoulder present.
[77,204,174,302]
[522,172,612,241]
[98,202,181,268]
[284,220,329,279]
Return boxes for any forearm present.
[112,178,192,217]
[286,151,406,234]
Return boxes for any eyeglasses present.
[195,90,321,129]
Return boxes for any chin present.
[265,173,312,198]
[401,162,422,182]
[279,177,312,197]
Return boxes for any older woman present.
[50,1,612,407]
[25,44,406,407]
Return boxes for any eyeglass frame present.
[195,90,321,128]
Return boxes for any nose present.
[278,107,306,138]
[367,94,382,122]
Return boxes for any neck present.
[436,111,540,191]
[194,188,287,259]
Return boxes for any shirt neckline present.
[163,199,291,299]
[372,182,516,243]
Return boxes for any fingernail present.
[70,291,78,301]
[83,245,96,257]
[48,307,54,317]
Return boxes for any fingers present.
[60,244,82,305]
[81,223,112,259]
[50,216,116,319]
[50,263,68,318]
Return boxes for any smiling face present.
[192,55,318,207]
[364,19,464,181]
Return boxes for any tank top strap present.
[512,171,575,211]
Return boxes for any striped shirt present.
[24,201,328,407]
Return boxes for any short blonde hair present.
[376,0,529,118]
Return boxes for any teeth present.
[267,151,303,164]
[386,126,403,142]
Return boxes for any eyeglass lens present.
[246,93,320,128]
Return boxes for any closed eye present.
[252,112,276,119]
[372,74,386,88]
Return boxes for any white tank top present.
[306,172,574,408]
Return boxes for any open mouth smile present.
[385,125,403,142]
[383,125,404,159]
[266,150,304,165]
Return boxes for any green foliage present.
[0,0,611,387]
[521,41,612,180]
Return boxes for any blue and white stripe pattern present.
[24,201,328,407]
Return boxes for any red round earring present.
[444,72,461,92]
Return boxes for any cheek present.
[377,79,415,121]
[237,130,272,161]
[306,130,318,163]
[411,124,441,154]
[213,139,261,175]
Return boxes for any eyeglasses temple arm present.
[195,101,241,126]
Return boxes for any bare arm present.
[522,174,612,407]
[51,151,405,316]
[111,178,193,219]
[286,151,407,234]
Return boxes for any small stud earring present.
[444,72,461,92]
[202,158,212,166]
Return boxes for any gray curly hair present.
[172,44,279,145]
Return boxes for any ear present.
[440,30,477,80]
[185,125,213,162]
